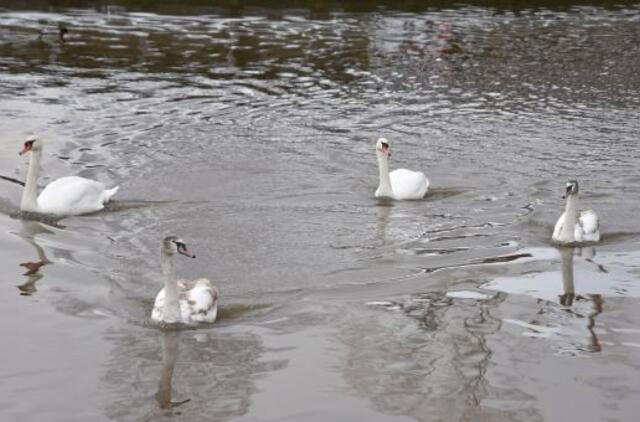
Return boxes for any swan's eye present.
[565,183,577,194]
[25,140,34,148]
[381,142,389,148]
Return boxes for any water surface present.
[1,2,639,421]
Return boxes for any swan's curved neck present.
[21,149,42,212]
[561,194,579,241]
[161,251,181,323]
[376,151,393,198]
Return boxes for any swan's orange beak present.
[19,143,32,155]
[382,145,391,157]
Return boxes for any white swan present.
[552,180,600,244]
[19,136,119,216]
[374,137,429,200]
[152,236,219,324]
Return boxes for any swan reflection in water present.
[556,246,605,353]
[483,245,613,354]
[375,202,392,243]
[155,330,190,413]
[15,220,52,295]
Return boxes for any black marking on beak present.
[174,240,195,258]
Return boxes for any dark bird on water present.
[38,21,68,42]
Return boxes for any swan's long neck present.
[376,151,393,198]
[560,194,579,242]
[21,149,41,212]
[161,251,181,323]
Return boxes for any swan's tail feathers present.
[104,185,119,202]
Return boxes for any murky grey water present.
[1,1,640,421]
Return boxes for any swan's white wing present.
[152,280,219,323]
[552,212,566,242]
[576,210,600,242]
[389,169,429,200]
[152,281,190,322]
[180,279,219,323]
[151,288,166,322]
[552,210,600,243]
[37,176,115,215]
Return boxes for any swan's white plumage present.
[37,176,119,215]
[552,181,600,244]
[552,209,600,243]
[374,137,429,200]
[20,137,118,216]
[152,278,219,324]
[388,169,430,200]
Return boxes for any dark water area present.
[1,1,639,421]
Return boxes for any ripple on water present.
[1,3,640,421]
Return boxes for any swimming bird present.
[374,137,429,200]
[151,236,219,324]
[38,22,68,42]
[552,180,600,244]
[18,136,119,216]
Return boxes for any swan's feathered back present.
[37,176,119,215]
[576,210,600,242]
[151,279,219,324]
[552,210,600,243]
[389,169,430,200]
